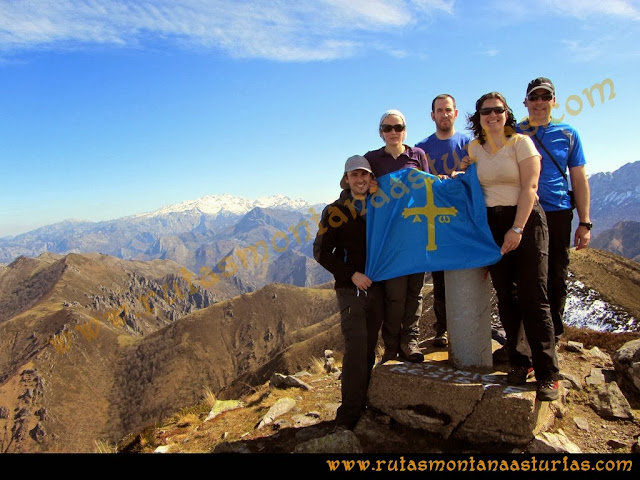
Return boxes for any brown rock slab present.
[367,359,557,445]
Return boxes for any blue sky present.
[1,0,638,237]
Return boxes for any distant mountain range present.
[588,161,640,236]
[1,247,638,452]
[570,160,640,263]
[591,220,640,263]
[1,161,639,285]
[0,194,332,291]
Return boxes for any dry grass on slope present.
[569,248,640,319]
[117,358,342,454]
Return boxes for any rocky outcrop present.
[1,368,47,452]
[529,431,582,453]
[367,358,558,446]
[295,428,363,453]
[256,397,297,430]
[589,381,634,420]
[117,335,640,455]
[205,399,244,422]
[269,372,313,391]
[89,272,216,335]
[613,338,640,393]
[364,340,639,453]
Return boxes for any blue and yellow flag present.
[365,164,501,282]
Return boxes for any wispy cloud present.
[485,0,640,23]
[561,39,604,62]
[0,0,453,61]
[480,49,499,57]
[1,0,635,62]
[544,0,640,20]
[561,32,640,62]
[481,0,640,62]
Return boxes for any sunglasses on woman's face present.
[479,107,506,116]
[527,93,553,102]
[380,124,405,133]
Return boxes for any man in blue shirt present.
[516,77,591,341]
[415,94,471,347]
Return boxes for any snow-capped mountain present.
[587,160,640,235]
[3,158,640,288]
[136,194,315,218]
[0,194,329,279]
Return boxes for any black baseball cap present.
[526,77,555,96]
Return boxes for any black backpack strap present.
[531,133,568,181]
[530,131,575,209]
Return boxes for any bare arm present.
[570,165,591,249]
[460,154,472,171]
[500,154,541,255]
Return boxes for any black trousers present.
[486,202,559,381]
[545,209,573,337]
[431,270,446,335]
[380,273,425,353]
[335,284,384,428]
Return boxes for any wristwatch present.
[579,222,593,230]
[511,226,523,234]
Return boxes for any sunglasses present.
[527,93,553,102]
[479,106,506,116]
[380,124,405,133]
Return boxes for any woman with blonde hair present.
[364,109,429,364]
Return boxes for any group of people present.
[313,77,592,431]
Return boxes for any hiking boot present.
[492,346,509,365]
[537,379,559,401]
[506,365,534,385]
[379,350,398,364]
[400,342,424,363]
[433,331,448,348]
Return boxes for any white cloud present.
[560,34,638,62]
[413,0,455,15]
[561,39,604,62]
[544,0,640,20]
[0,0,453,61]
[321,0,412,26]
[481,49,499,57]
[0,0,636,62]
[484,0,640,23]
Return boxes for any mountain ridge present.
[0,195,332,290]
[2,161,640,287]
[590,220,640,263]
[0,161,640,276]
[135,193,316,218]
[1,248,639,453]
[0,252,342,452]
[588,160,640,236]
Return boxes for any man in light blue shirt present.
[415,94,471,347]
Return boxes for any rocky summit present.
[117,336,640,458]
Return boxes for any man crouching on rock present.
[313,155,384,431]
